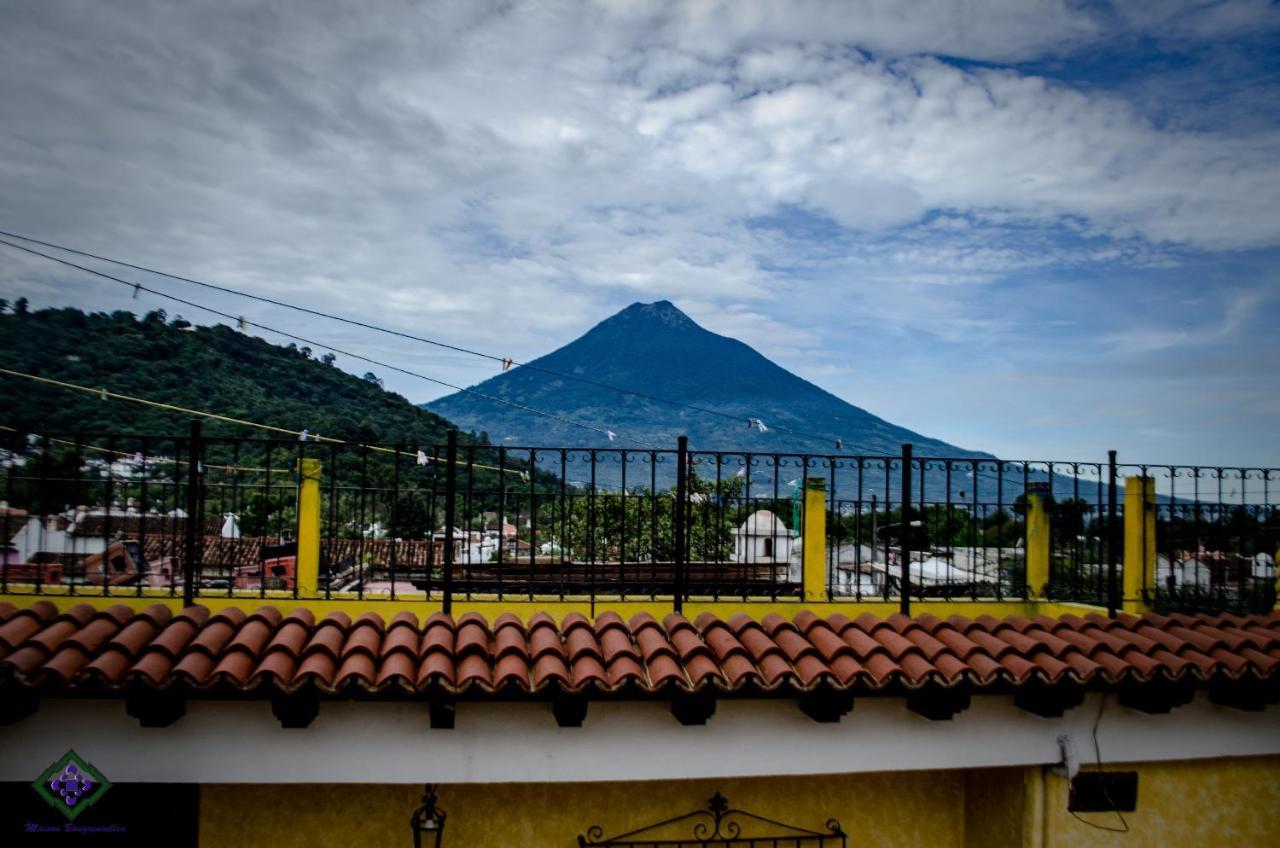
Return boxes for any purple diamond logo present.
[32,750,110,820]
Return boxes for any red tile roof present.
[1,602,1277,709]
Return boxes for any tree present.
[539,472,742,562]
[14,297,29,315]
[171,314,191,329]
[363,372,384,388]
[321,353,336,366]
[299,347,312,359]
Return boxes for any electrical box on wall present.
[1068,771,1138,813]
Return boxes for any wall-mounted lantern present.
[410,784,446,848]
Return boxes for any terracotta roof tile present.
[417,651,455,688]
[0,603,1274,711]
[211,651,255,687]
[294,651,336,687]
[531,652,570,688]
[457,652,492,689]
[605,654,645,688]
[253,651,298,685]
[40,646,93,682]
[495,652,531,689]
[335,652,377,689]
[172,651,216,685]
[342,622,383,659]
[376,651,416,688]
[598,625,639,665]
[569,653,608,689]
[564,626,603,662]
[0,602,57,653]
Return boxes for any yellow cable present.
[0,367,521,476]
[0,424,286,473]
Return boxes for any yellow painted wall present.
[200,771,966,848]
[962,767,1024,848]
[1041,756,1280,848]
[198,756,1280,848]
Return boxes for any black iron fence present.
[0,427,1275,614]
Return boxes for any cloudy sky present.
[1,1,1278,467]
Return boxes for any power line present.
[0,229,878,453]
[0,230,1028,487]
[0,368,518,475]
[0,424,287,473]
[0,237,661,450]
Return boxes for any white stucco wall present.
[1,692,1275,784]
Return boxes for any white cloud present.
[0,1,1278,465]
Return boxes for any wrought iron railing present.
[0,427,1275,614]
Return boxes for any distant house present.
[733,510,796,564]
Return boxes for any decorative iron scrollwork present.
[578,791,847,846]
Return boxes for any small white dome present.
[738,509,792,536]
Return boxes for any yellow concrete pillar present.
[1123,475,1157,614]
[295,457,322,598]
[1026,493,1050,598]
[802,477,827,602]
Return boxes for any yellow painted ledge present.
[0,587,1078,621]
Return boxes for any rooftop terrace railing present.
[0,427,1275,615]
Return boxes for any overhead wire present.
[0,368,519,476]
[0,424,288,474]
[0,236,662,451]
[0,231,1034,490]
[0,230,879,453]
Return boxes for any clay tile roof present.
[389,611,419,629]
[0,604,1275,705]
[282,608,317,628]
[594,610,626,630]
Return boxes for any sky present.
[1,1,1278,469]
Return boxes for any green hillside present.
[0,305,456,444]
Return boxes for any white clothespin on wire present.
[299,429,309,442]
[416,450,429,466]
[606,430,617,442]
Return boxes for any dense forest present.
[0,304,540,538]
[0,303,456,444]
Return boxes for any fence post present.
[181,419,201,608]
[900,443,912,616]
[1106,450,1119,617]
[1123,474,1157,614]
[294,457,322,599]
[1026,488,1051,598]
[674,435,688,614]
[443,430,457,615]
[802,476,827,602]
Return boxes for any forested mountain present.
[427,300,988,458]
[0,305,456,444]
